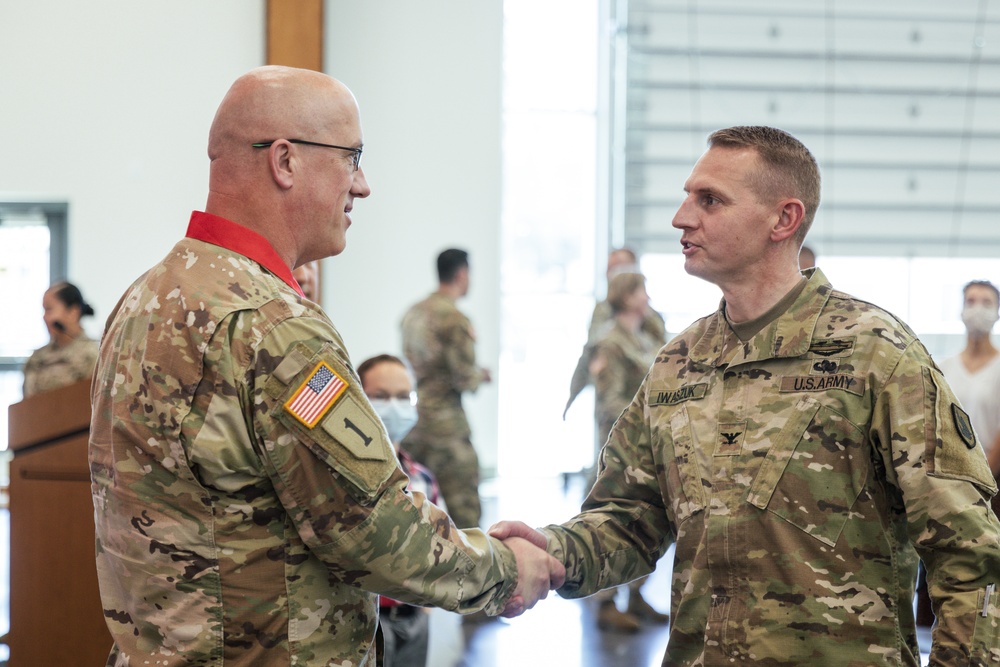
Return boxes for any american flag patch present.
[284,362,348,428]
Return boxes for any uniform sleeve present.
[541,375,674,598]
[872,341,1000,664]
[249,314,517,615]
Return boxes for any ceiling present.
[615,0,1000,257]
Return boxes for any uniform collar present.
[185,211,304,297]
[689,267,832,368]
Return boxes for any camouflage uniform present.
[90,212,517,667]
[22,333,98,397]
[592,321,662,444]
[565,299,666,415]
[541,268,1000,666]
[590,320,662,606]
[401,292,485,529]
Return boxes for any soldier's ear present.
[266,140,295,190]
[770,198,805,243]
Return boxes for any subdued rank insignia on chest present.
[779,374,866,396]
[808,337,855,357]
[284,361,349,428]
[716,422,746,456]
[952,403,977,449]
[648,383,708,407]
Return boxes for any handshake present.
[488,520,566,618]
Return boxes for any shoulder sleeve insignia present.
[951,403,978,449]
[284,361,348,428]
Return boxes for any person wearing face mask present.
[917,279,1000,628]
[939,280,1000,480]
[358,354,441,667]
[22,281,99,397]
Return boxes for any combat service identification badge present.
[951,403,977,449]
[285,361,349,428]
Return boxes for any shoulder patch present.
[321,394,390,461]
[952,403,977,449]
[284,361,348,428]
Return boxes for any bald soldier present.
[89,66,563,666]
[495,126,1000,665]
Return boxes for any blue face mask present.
[369,397,418,443]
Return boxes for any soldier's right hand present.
[498,536,565,618]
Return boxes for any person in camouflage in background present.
[563,247,666,420]
[401,249,491,530]
[493,126,1000,665]
[22,281,98,397]
[587,271,670,632]
[88,66,563,667]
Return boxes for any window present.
[499,0,601,476]
[0,201,67,655]
[641,252,1000,362]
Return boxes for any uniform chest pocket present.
[665,405,706,526]
[746,397,869,547]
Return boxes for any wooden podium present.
[8,378,111,666]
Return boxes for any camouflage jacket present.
[22,332,98,397]
[90,212,517,667]
[542,268,1000,666]
[400,292,482,439]
[565,301,666,415]
[592,320,660,443]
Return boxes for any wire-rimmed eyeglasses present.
[252,139,363,171]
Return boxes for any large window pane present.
[501,0,599,477]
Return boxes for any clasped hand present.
[489,520,565,618]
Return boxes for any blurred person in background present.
[22,281,98,397]
[917,279,1000,628]
[564,247,666,419]
[798,244,816,270]
[401,248,491,530]
[293,259,320,302]
[939,280,1000,481]
[587,271,669,632]
[359,353,440,667]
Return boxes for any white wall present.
[324,1,503,475]
[0,1,265,335]
[1,1,505,475]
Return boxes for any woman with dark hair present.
[22,281,99,397]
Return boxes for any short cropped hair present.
[606,272,646,315]
[708,126,821,243]
[963,280,1000,304]
[437,249,469,284]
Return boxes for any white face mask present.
[962,304,999,335]
[370,397,418,443]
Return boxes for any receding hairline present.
[208,66,358,160]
